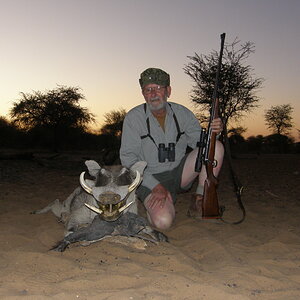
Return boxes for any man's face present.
[142,83,171,112]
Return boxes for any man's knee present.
[147,210,174,230]
[144,197,175,230]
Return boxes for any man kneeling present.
[120,68,224,230]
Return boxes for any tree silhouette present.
[227,126,247,137]
[226,126,247,153]
[263,134,294,153]
[0,116,25,148]
[10,86,95,150]
[246,135,264,154]
[100,108,126,137]
[0,116,11,128]
[97,108,127,165]
[10,86,95,130]
[264,104,293,135]
[184,38,263,127]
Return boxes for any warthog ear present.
[85,160,101,177]
[130,161,147,175]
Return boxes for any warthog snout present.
[98,191,121,204]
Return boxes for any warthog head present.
[80,160,146,221]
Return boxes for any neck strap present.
[140,103,184,145]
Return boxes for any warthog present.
[32,160,168,251]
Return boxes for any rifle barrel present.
[201,33,226,219]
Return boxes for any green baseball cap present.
[139,68,170,88]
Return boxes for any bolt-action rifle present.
[194,33,226,219]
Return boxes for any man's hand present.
[210,117,223,134]
[147,184,172,209]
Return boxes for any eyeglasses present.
[143,85,166,95]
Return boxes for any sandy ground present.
[0,152,299,300]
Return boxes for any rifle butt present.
[202,180,221,219]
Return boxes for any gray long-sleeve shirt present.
[120,102,201,191]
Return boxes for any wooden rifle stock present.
[201,33,225,219]
[202,98,220,218]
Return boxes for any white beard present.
[148,96,167,111]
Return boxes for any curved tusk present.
[118,201,134,213]
[85,203,103,214]
[128,170,141,193]
[80,172,93,194]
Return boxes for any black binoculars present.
[158,143,175,163]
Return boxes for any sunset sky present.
[1,0,299,140]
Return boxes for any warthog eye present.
[115,170,133,186]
